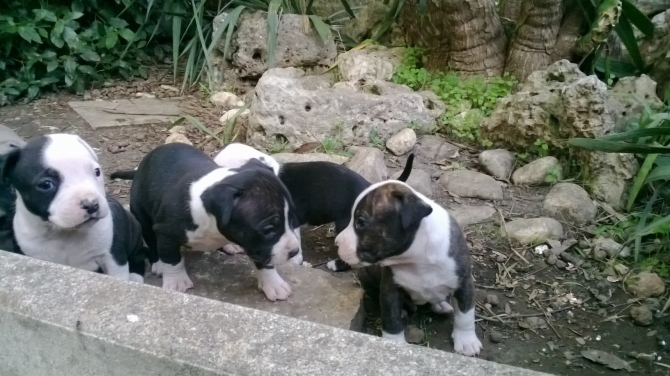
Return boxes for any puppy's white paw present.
[160,259,194,293]
[382,331,408,344]
[452,329,482,357]
[326,260,337,271]
[432,301,454,314]
[288,251,303,265]
[257,268,292,301]
[222,243,245,255]
[151,261,165,276]
[129,273,144,283]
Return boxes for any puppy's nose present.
[288,249,299,259]
[81,199,99,215]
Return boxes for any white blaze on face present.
[44,135,109,229]
[334,224,360,266]
[270,200,300,265]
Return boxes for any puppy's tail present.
[396,153,414,182]
[110,170,136,180]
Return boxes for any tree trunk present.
[399,0,506,76]
[550,6,584,62]
[504,0,564,81]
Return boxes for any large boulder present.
[247,68,441,150]
[215,11,337,78]
[337,45,404,83]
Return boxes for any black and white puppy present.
[213,143,414,270]
[0,125,26,254]
[1,134,145,282]
[111,143,301,301]
[335,180,482,357]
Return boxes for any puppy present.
[0,125,26,254]
[335,180,482,357]
[213,143,414,270]
[111,143,300,301]
[1,134,145,282]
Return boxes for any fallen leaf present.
[293,141,321,154]
[576,337,586,345]
[581,350,632,371]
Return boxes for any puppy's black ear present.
[0,148,21,183]
[201,183,240,227]
[394,191,432,229]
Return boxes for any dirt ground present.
[2,86,669,375]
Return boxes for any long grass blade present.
[627,153,658,210]
[597,127,670,141]
[224,101,252,144]
[267,0,283,69]
[633,182,662,260]
[568,138,670,153]
[183,115,224,145]
[181,41,197,92]
[306,0,315,13]
[223,6,245,59]
[339,0,356,19]
[614,14,646,70]
[577,0,597,24]
[172,15,182,84]
[372,0,404,42]
[190,0,213,90]
[621,0,654,37]
[308,15,332,43]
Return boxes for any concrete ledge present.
[0,252,548,376]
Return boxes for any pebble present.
[593,236,631,258]
[579,239,591,249]
[543,183,597,224]
[630,306,653,326]
[550,301,561,310]
[490,330,504,343]
[546,254,558,265]
[405,325,425,344]
[626,272,666,298]
[486,294,500,307]
[593,249,607,261]
[636,353,655,364]
[386,128,417,156]
[555,260,567,269]
[496,254,507,263]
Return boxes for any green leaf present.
[33,9,58,23]
[644,164,670,185]
[117,28,135,41]
[267,0,282,68]
[106,31,118,49]
[4,87,21,96]
[224,101,252,144]
[568,138,670,153]
[67,12,85,21]
[80,49,100,62]
[72,0,85,13]
[597,127,670,141]
[64,74,74,87]
[308,15,332,44]
[77,65,97,75]
[594,56,638,77]
[27,85,39,99]
[172,16,181,83]
[109,17,129,29]
[64,58,77,75]
[18,26,42,43]
[306,0,315,13]
[627,153,657,210]
[182,115,223,144]
[372,0,404,42]
[614,14,645,70]
[577,0,598,24]
[62,26,78,46]
[339,0,356,19]
[39,77,59,86]
[417,0,427,15]
[46,60,59,72]
[621,0,654,37]
[38,28,48,38]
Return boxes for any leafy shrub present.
[0,0,153,105]
[392,47,516,146]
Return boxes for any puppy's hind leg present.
[156,237,193,293]
[380,267,407,344]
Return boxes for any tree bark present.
[399,0,506,76]
[550,6,584,63]
[504,0,564,81]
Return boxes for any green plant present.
[0,0,152,104]
[545,165,562,184]
[368,128,385,150]
[392,47,516,146]
[534,139,550,157]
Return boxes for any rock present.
[490,330,504,343]
[405,325,425,344]
[478,149,516,179]
[593,237,631,258]
[341,0,389,41]
[630,0,670,16]
[519,317,547,329]
[486,294,500,307]
[415,135,459,161]
[630,306,653,326]
[610,75,664,130]
[496,254,507,263]
[165,133,192,145]
[135,92,156,99]
[337,45,404,83]
[272,152,349,164]
[169,125,188,135]
[225,11,336,78]
[586,151,639,209]
[504,217,564,245]
[247,68,440,150]
[386,128,417,155]
[438,170,504,200]
[593,249,607,261]
[391,168,432,197]
[345,146,388,183]
[614,264,630,275]
[543,183,597,224]
[555,260,567,269]
[546,254,558,265]
[146,252,364,330]
[626,272,666,298]
[512,157,562,186]
[211,91,244,111]
[219,108,251,128]
[447,205,497,227]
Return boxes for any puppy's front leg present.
[254,261,292,301]
[157,237,193,292]
[380,267,407,344]
[452,275,482,356]
[100,253,131,281]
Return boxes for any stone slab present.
[144,251,364,331]
[0,252,548,376]
[68,98,184,129]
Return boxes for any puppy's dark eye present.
[36,179,55,191]
[94,168,101,177]
[355,217,367,230]
[261,225,276,237]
